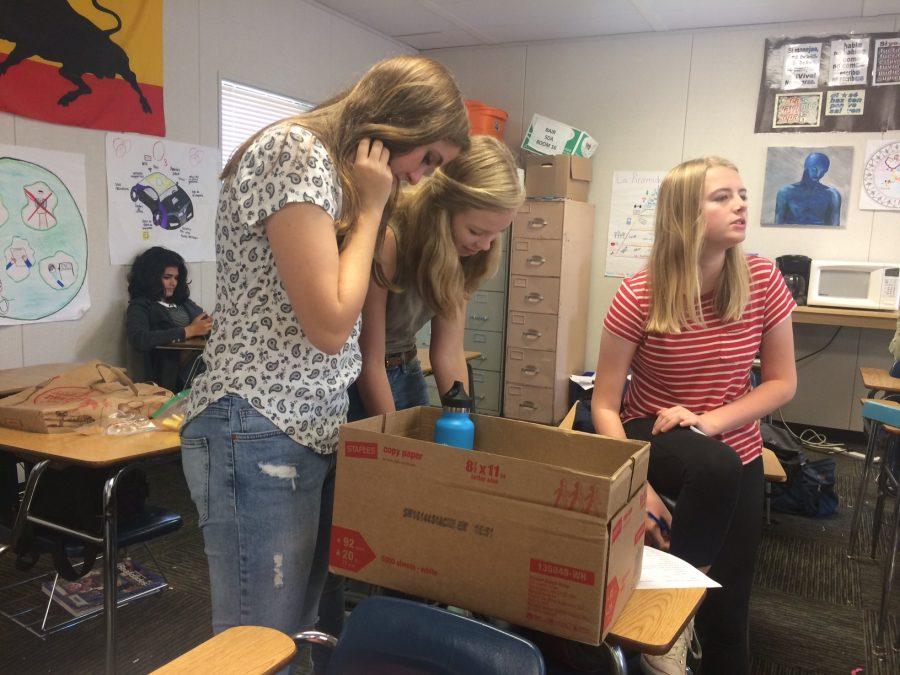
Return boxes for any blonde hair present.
[221,55,470,258]
[393,136,524,317]
[646,156,750,334]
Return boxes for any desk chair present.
[848,399,900,656]
[297,596,546,674]
[0,460,182,639]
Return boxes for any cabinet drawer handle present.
[476,394,486,402]
[469,314,489,322]
[519,401,538,411]
[527,255,547,267]
[528,218,547,229]
[522,329,542,341]
[477,355,487,361]
[525,292,544,304]
[521,366,540,376]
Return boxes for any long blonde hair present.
[393,136,524,318]
[221,55,470,255]
[646,156,750,333]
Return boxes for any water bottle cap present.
[441,380,472,410]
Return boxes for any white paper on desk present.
[569,374,595,390]
[636,546,721,590]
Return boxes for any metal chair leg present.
[874,469,900,657]
[849,425,880,557]
[871,460,888,560]
[601,642,628,675]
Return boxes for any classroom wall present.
[0,0,411,376]
[429,15,900,431]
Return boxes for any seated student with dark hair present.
[125,246,211,392]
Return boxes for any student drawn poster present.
[772,93,822,128]
[605,171,664,278]
[827,38,869,87]
[0,145,90,325]
[860,139,900,211]
[761,146,853,228]
[781,42,821,89]
[873,37,900,86]
[825,90,865,116]
[106,133,218,264]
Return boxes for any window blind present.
[220,80,315,168]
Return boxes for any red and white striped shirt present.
[603,256,795,464]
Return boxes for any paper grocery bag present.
[0,360,172,433]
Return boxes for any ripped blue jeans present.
[180,395,335,639]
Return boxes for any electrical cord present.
[759,327,853,455]
[794,326,841,364]
[775,409,854,456]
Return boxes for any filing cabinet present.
[503,199,594,424]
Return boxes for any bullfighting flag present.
[0,0,164,135]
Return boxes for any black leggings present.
[624,418,764,675]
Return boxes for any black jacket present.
[125,297,205,390]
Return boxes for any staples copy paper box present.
[330,407,648,645]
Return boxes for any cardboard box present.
[522,114,598,158]
[525,154,593,201]
[0,360,171,433]
[331,407,649,645]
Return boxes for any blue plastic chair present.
[297,595,546,675]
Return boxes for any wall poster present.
[860,139,900,211]
[604,171,665,278]
[0,145,90,325]
[756,32,900,133]
[106,133,218,265]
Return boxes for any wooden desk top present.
[416,349,482,377]
[0,363,74,397]
[607,587,706,655]
[151,625,296,675]
[860,367,900,394]
[0,427,181,466]
[792,305,898,330]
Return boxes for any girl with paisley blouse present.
[178,55,469,651]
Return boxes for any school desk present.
[0,426,180,675]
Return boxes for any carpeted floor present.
[0,435,897,674]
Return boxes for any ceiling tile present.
[316,0,457,37]
[862,0,900,16]
[403,29,486,50]
[641,1,865,31]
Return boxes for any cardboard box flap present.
[569,156,593,182]
[629,443,650,498]
[340,408,648,520]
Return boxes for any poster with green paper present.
[0,145,90,324]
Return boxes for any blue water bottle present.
[434,380,475,451]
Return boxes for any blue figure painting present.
[774,152,841,226]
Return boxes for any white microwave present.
[808,260,900,311]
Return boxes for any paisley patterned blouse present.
[184,124,361,454]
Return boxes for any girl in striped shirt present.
[592,157,796,674]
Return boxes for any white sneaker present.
[639,618,701,675]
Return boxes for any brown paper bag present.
[0,360,173,433]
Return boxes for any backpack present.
[5,462,149,580]
[771,453,838,518]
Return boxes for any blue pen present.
[647,511,671,538]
